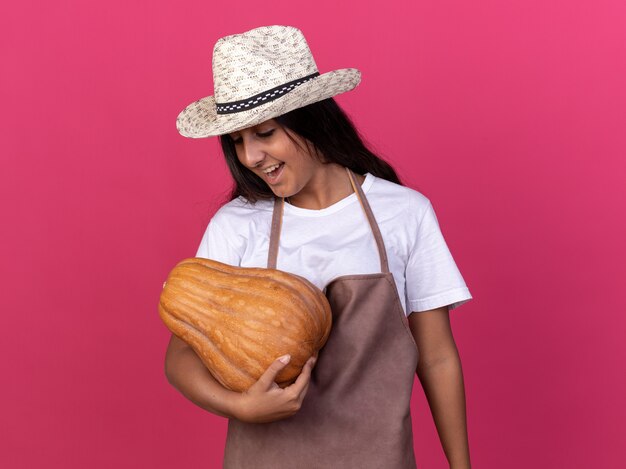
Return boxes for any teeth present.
[263,163,282,174]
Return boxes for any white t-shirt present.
[195,172,472,316]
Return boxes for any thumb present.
[257,354,291,388]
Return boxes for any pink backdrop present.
[2,0,625,467]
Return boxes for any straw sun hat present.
[176,25,362,138]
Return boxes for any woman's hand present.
[235,354,317,423]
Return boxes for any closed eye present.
[232,129,275,145]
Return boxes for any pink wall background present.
[2,0,625,467]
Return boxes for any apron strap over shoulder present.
[268,196,284,269]
[345,167,390,274]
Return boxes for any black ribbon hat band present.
[215,72,320,115]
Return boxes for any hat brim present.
[176,68,361,138]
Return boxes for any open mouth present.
[265,163,285,183]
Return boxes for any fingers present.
[297,356,316,399]
[287,355,317,396]
[255,354,291,390]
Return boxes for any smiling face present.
[228,119,325,199]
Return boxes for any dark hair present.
[218,97,403,203]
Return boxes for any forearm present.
[417,353,471,469]
[165,344,242,419]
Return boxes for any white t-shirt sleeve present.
[195,216,243,267]
[405,199,472,313]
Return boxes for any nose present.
[238,137,266,168]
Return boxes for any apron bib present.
[223,167,420,469]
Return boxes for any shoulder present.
[209,195,274,237]
[212,195,273,223]
[197,196,274,258]
[367,173,432,222]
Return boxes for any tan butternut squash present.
[159,257,332,392]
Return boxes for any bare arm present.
[409,306,472,469]
[164,333,241,418]
[164,333,317,423]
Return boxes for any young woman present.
[165,25,473,469]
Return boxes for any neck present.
[286,164,365,210]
